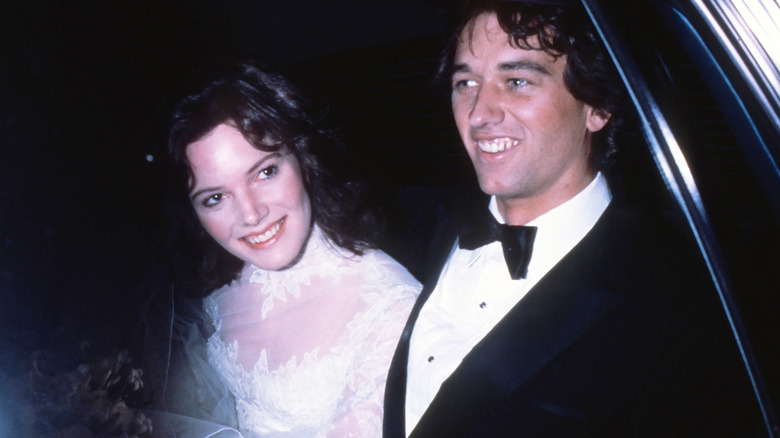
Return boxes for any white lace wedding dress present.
[202,227,420,437]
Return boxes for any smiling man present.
[384,1,761,436]
[451,12,609,226]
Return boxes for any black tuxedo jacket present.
[384,193,761,437]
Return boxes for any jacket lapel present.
[384,194,468,438]
[409,202,629,437]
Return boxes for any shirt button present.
[479,302,487,309]
[428,356,435,362]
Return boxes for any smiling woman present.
[167,62,385,296]
[158,61,421,437]
[186,124,312,272]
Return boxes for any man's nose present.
[236,193,267,226]
[469,85,504,127]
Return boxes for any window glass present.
[595,0,780,417]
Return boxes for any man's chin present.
[476,178,514,198]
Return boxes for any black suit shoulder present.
[471,200,762,436]
[389,185,484,282]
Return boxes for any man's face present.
[451,13,609,224]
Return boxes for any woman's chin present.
[245,255,297,271]
[236,223,312,271]
[242,245,306,272]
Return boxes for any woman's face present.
[186,123,312,271]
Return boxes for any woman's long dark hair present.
[166,62,381,297]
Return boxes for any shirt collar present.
[488,173,611,228]
[487,173,612,281]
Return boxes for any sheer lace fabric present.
[204,228,420,437]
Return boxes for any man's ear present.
[586,107,611,132]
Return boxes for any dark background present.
[3,1,778,432]
[0,0,468,382]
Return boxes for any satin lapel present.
[384,195,469,438]
[410,203,629,438]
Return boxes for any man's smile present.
[477,137,520,153]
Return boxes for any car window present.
[584,0,780,434]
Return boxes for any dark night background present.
[0,0,469,422]
[2,1,779,434]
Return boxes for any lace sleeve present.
[328,278,418,437]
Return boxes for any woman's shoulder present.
[358,247,420,281]
[336,249,422,314]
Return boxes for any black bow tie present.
[459,206,537,280]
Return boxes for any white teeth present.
[245,220,283,244]
[478,138,519,153]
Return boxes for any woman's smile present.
[241,216,286,247]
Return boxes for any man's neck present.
[496,171,598,225]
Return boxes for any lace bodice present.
[204,228,420,437]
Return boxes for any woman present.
[165,62,420,437]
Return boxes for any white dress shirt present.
[405,173,612,436]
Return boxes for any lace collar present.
[242,226,356,319]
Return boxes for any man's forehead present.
[462,11,505,39]
[455,13,547,62]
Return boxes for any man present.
[384,1,761,436]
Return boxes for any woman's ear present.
[586,107,611,132]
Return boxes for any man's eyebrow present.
[189,152,280,201]
[451,60,552,76]
[498,60,552,75]
[452,63,471,75]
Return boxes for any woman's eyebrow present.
[189,152,281,201]
[245,152,280,177]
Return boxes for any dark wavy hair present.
[438,0,631,172]
[166,61,380,297]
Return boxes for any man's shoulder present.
[596,196,699,256]
[385,184,483,280]
[575,195,711,296]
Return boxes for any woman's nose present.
[236,193,267,226]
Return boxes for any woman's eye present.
[202,193,223,207]
[257,165,278,180]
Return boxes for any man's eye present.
[257,165,278,180]
[508,78,528,88]
[453,78,478,90]
[203,193,223,207]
